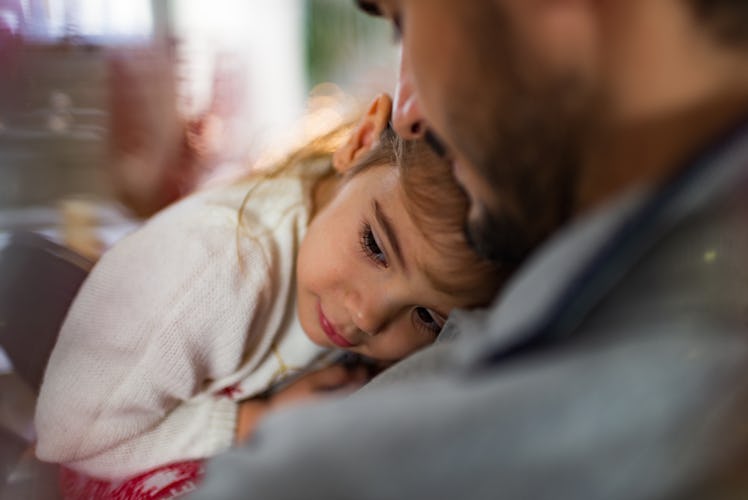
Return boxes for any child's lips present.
[317,303,354,349]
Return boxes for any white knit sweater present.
[35,160,334,480]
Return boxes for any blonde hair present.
[233,122,354,267]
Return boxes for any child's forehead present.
[344,163,402,200]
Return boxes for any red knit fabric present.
[59,461,204,500]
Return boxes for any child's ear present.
[332,93,392,174]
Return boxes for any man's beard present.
[425,0,596,265]
[464,204,532,267]
[451,74,594,265]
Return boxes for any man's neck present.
[575,1,748,214]
[577,92,748,214]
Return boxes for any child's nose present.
[344,289,387,336]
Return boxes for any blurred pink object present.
[107,44,250,218]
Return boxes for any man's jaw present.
[424,129,449,158]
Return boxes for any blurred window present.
[8,0,152,42]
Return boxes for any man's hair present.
[355,0,382,17]
[688,0,748,46]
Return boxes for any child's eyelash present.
[359,221,387,267]
[414,307,441,336]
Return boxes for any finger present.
[303,364,355,390]
[278,365,350,397]
[342,364,372,384]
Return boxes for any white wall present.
[172,0,307,161]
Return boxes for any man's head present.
[357,0,748,262]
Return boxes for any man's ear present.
[332,93,392,174]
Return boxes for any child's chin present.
[302,328,328,348]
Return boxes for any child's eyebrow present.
[373,200,407,271]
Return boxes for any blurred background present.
[0,0,397,242]
[0,4,397,496]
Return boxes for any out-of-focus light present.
[0,9,21,34]
[16,0,153,42]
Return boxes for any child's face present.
[297,164,474,361]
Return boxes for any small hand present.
[235,363,370,443]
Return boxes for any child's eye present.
[360,222,387,267]
[414,307,442,335]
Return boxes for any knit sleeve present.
[34,195,276,480]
